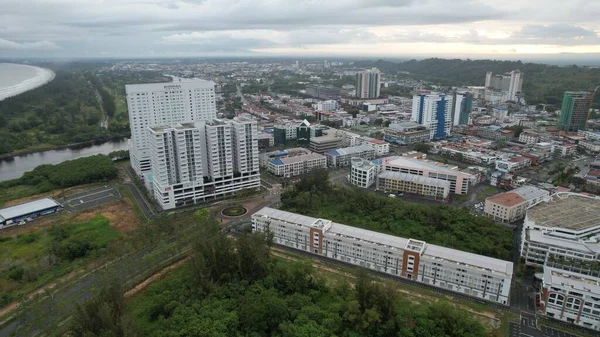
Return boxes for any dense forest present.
[0,64,170,155]
[69,218,487,337]
[281,170,513,261]
[0,70,125,155]
[355,58,600,106]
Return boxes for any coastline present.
[0,64,56,101]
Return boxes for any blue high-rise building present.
[411,93,453,140]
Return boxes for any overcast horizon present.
[1,0,600,63]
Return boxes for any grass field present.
[0,185,42,207]
[0,215,120,308]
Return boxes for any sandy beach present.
[0,63,56,101]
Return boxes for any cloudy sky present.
[1,0,599,58]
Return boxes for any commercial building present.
[356,68,381,99]
[252,207,513,304]
[377,171,450,201]
[350,157,380,188]
[483,185,548,223]
[382,157,475,195]
[146,118,260,210]
[309,133,343,153]
[267,153,326,178]
[326,145,375,168]
[412,93,453,140]
[384,122,430,145]
[520,193,600,274]
[0,198,62,228]
[540,267,600,331]
[314,100,339,112]
[579,140,600,154]
[558,91,592,132]
[519,130,540,144]
[494,156,532,173]
[355,137,390,156]
[273,124,298,145]
[273,120,322,146]
[126,79,217,176]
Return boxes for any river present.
[0,139,129,181]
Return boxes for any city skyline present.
[1,0,600,60]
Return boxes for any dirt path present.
[125,257,190,298]
[0,270,79,319]
[272,249,498,322]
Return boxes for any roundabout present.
[221,205,248,217]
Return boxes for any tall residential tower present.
[146,118,260,210]
[411,93,453,140]
[558,91,592,132]
[356,68,381,99]
[126,79,217,176]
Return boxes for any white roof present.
[386,157,473,177]
[512,185,548,201]
[254,207,513,275]
[0,198,61,222]
[528,230,600,254]
[277,153,326,165]
[330,145,373,156]
[378,171,451,189]
[125,79,215,93]
[544,267,600,294]
[253,207,322,228]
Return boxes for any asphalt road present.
[63,186,120,211]
[120,183,155,218]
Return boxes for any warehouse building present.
[541,267,600,331]
[0,198,62,228]
[326,145,376,168]
[252,207,513,304]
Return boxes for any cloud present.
[0,0,599,57]
[0,38,58,50]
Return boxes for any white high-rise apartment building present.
[483,70,523,103]
[146,118,260,210]
[126,80,217,176]
[411,93,453,140]
[507,70,523,102]
[356,68,381,99]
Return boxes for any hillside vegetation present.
[70,219,487,337]
[356,58,600,106]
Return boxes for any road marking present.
[73,194,115,207]
[65,188,113,203]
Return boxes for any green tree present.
[413,142,431,153]
[69,281,137,337]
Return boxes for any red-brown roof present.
[487,192,526,207]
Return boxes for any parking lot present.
[63,186,121,211]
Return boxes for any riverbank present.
[0,138,129,181]
[0,64,56,101]
[0,137,128,161]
